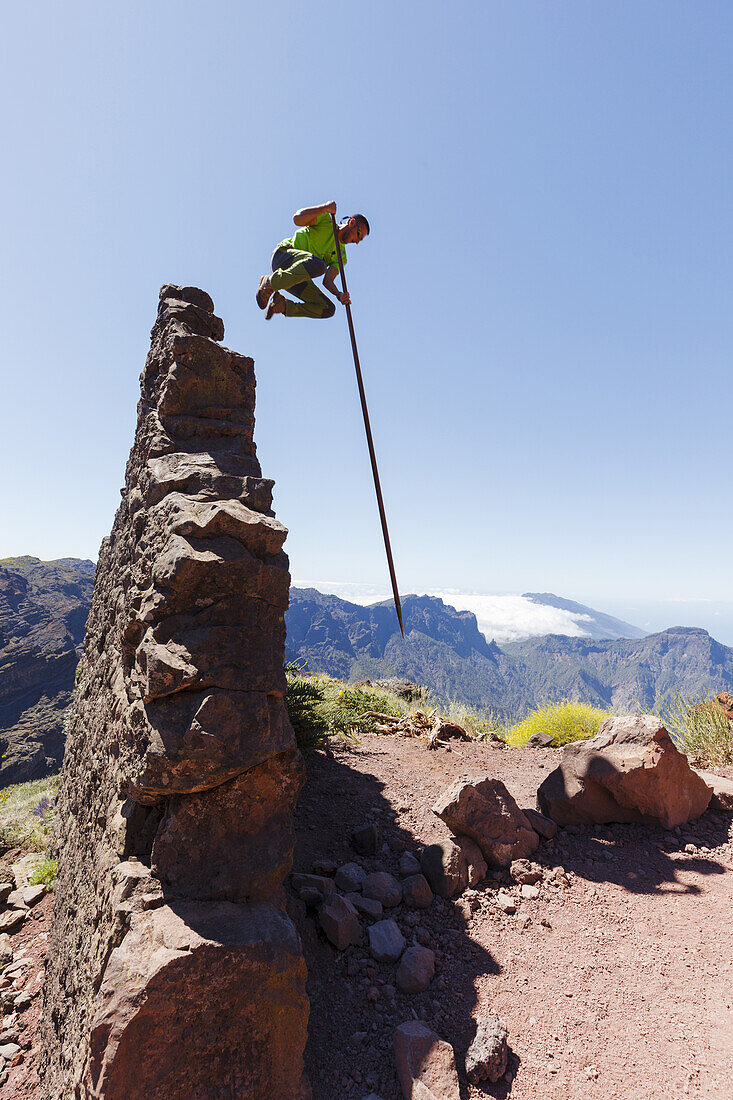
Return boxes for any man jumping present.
[256,201,370,319]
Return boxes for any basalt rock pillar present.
[40,287,309,1099]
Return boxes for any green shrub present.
[507,700,611,747]
[29,858,57,888]
[285,664,409,750]
[654,692,733,768]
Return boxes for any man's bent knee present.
[322,300,336,318]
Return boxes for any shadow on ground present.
[291,744,511,1100]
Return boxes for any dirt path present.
[292,734,733,1100]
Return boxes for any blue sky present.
[2,2,732,641]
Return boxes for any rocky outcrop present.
[0,556,94,785]
[39,287,308,1099]
[537,714,712,828]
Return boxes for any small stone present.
[13,991,32,1011]
[527,731,556,748]
[402,874,433,910]
[521,809,556,840]
[335,862,367,893]
[291,874,336,901]
[20,885,46,907]
[352,824,379,856]
[0,911,25,934]
[521,884,540,900]
[398,853,421,878]
[361,1094,385,1100]
[318,894,362,950]
[0,885,11,906]
[312,859,337,876]
[396,946,435,993]
[368,919,406,963]
[0,935,12,968]
[465,1014,509,1084]
[0,1042,20,1060]
[5,890,28,912]
[298,888,323,908]
[362,872,402,908]
[496,891,516,914]
[510,859,543,885]
[346,893,383,920]
[415,927,432,947]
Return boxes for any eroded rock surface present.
[39,286,308,1099]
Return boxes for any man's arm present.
[323,265,350,306]
[293,200,337,227]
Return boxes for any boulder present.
[81,902,308,1099]
[393,1021,460,1100]
[433,776,539,866]
[465,1014,509,1084]
[537,715,713,828]
[318,894,361,950]
[395,945,435,993]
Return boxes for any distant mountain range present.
[0,556,95,784]
[286,589,733,714]
[2,560,732,784]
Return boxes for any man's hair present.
[341,213,370,235]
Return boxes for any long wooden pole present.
[330,213,404,637]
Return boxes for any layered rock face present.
[40,287,308,1099]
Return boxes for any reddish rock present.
[537,714,712,828]
[151,748,304,900]
[40,287,308,1099]
[393,1020,460,1100]
[402,874,433,909]
[84,903,308,1099]
[433,776,539,867]
[318,894,361,950]
[395,945,435,993]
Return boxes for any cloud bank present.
[292,581,600,644]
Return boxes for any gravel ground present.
[293,733,733,1100]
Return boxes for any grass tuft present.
[507,700,611,747]
[653,692,733,768]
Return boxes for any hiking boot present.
[256,275,273,310]
[265,292,286,320]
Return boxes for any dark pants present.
[270,247,336,319]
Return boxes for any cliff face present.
[40,287,308,1099]
[0,556,95,784]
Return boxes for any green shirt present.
[279,212,347,270]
